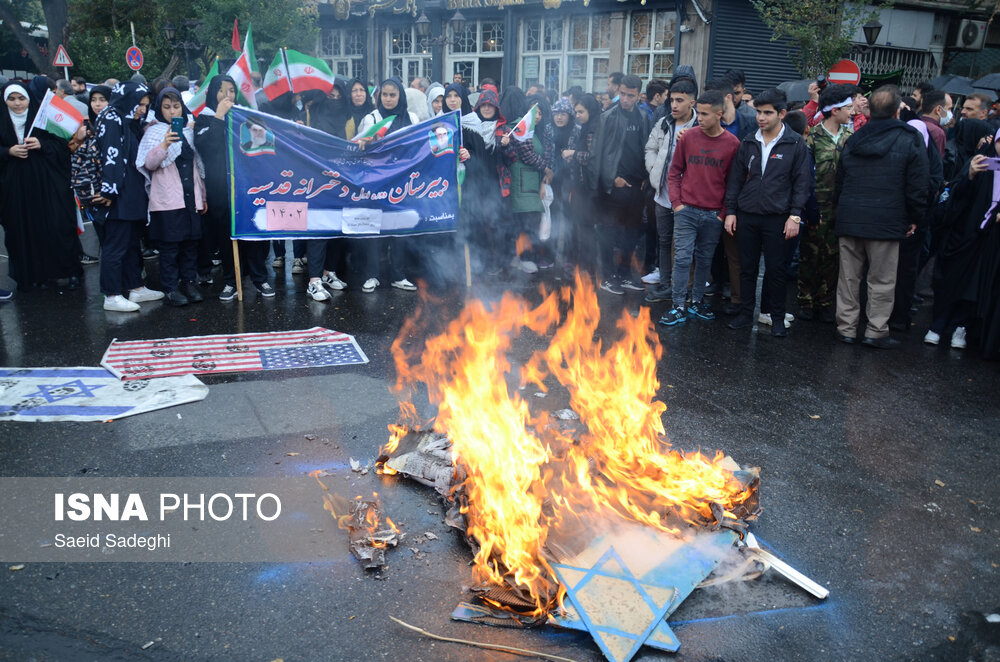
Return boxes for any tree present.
[750,0,890,79]
[0,0,67,76]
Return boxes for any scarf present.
[985,127,1000,230]
[376,78,411,133]
[4,84,30,143]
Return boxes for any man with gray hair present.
[55,78,88,115]
[410,77,429,92]
[172,75,193,104]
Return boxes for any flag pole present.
[281,47,293,95]
[232,240,243,301]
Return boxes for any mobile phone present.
[170,116,185,137]
[985,157,1000,172]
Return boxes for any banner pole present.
[232,239,243,301]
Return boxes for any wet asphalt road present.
[1,232,999,662]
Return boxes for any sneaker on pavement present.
[211,258,222,267]
[600,279,624,295]
[255,282,276,297]
[620,279,644,291]
[923,330,940,345]
[641,268,661,285]
[0,289,12,301]
[362,278,379,293]
[219,285,238,302]
[758,313,773,326]
[951,327,967,349]
[142,248,158,261]
[519,259,539,274]
[658,307,688,326]
[128,286,164,303]
[322,272,347,290]
[80,254,99,265]
[104,294,140,312]
[644,287,671,303]
[688,302,715,320]
[306,280,330,301]
[291,258,305,274]
[391,278,417,291]
[272,256,285,268]
[198,273,213,286]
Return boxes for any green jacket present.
[509,134,545,214]
[807,124,851,219]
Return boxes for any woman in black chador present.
[0,81,82,290]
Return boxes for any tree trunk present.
[41,0,68,77]
[158,53,181,82]
[0,0,51,74]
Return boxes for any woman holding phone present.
[136,86,206,306]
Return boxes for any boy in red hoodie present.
[659,89,741,325]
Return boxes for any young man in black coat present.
[723,88,811,337]
[832,85,930,348]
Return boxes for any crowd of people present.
[2,64,1000,359]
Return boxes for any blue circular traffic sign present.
[126,46,143,71]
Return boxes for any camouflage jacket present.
[807,124,851,218]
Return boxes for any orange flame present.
[515,233,532,258]
[389,272,752,615]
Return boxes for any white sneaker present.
[362,278,379,293]
[757,313,794,326]
[923,329,940,345]
[104,294,140,312]
[306,280,329,301]
[391,278,417,291]
[519,260,538,274]
[641,268,661,285]
[291,258,305,274]
[128,286,164,303]
[951,327,967,349]
[321,272,347,290]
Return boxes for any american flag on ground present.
[101,327,368,380]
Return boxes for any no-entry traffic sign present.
[126,46,143,71]
[828,59,861,86]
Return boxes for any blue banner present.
[227,108,461,239]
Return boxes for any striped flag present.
[262,49,292,101]
[285,49,335,95]
[510,103,539,142]
[188,58,220,116]
[352,114,395,142]
[226,23,259,109]
[28,90,84,141]
[101,327,368,380]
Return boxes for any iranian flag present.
[510,103,539,142]
[285,49,335,95]
[188,58,220,116]
[28,90,84,140]
[352,115,395,142]
[262,50,291,101]
[226,23,259,109]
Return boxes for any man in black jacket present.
[589,74,652,294]
[832,85,930,348]
[723,88,811,336]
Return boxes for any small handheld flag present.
[188,58,220,116]
[352,115,396,141]
[262,49,292,101]
[27,89,84,141]
[226,23,259,109]
[509,103,539,142]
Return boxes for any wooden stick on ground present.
[389,616,580,662]
[231,239,243,302]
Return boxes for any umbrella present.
[972,73,1000,90]
[927,74,963,89]
[939,76,975,97]
[973,87,998,101]
[777,79,813,103]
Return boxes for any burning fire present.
[383,273,754,615]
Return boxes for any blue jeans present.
[671,206,724,305]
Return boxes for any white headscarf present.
[4,84,30,143]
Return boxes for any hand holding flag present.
[352,115,396,142]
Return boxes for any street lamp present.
[163,20,203,80]
[862,20,882,47]
[416,11,467,48]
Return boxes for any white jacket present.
[644,114,696,194]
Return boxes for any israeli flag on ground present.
[0,368,208,422]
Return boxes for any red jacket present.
[667,126,740,212]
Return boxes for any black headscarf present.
[27,75,52,104]
[108,81,151,120]
[528,93,553,130]
[205,75,237,113]
[88,85,112,124]
[443,82,472,116]
[499,86,528,125]
[348,78,374,130]
[376,77,411,133]
[576,94,602,140]
[152,86,192,125]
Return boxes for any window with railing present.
[521,15,610,93]
[386,26,432,83]
[446,20,505,88]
